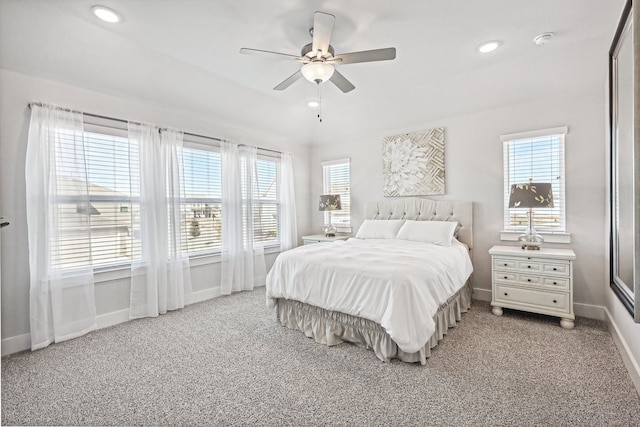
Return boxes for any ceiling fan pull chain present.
[317,83,322,123]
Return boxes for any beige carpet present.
[2,287,639,426]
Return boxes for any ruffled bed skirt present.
[274,280,473,364]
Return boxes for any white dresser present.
[489,245,576,329]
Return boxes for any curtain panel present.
[221,142,266,295]
[129,124,192,318]
[26,105,97,350]
[279,152,298,251]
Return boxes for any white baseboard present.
[187,287,221,305]
[472,287,492,301]
[1,332,31,356]
[1,287,225,356]
[574,302,605,321]
[604,307,640,396]
[96,308,130,329]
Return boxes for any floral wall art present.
[382,127,445,196]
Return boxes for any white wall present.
[310,88,608,313]
[0,69,313,350]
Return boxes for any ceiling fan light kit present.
[301,62,335,83]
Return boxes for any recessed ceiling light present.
[307,100,319,108]
[92,5,121,23]
[533,32,554,45]
[478,41,500,53]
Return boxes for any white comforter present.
[266,238,473,353]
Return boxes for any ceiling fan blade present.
[329,69,355,93]
[274,70,303,90]
[240,48,302,61]
[312,12,335,57]
[334,47,396,65]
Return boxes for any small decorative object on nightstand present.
[489,245,576,329]
[318,194,341,237]
[302,234,350,245]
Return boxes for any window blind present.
[51,122,283,270]
[181,147,223,254]
[253,158,279,245]
[502,129,566,232]
[322,158,351,227]
[54,128,141,270]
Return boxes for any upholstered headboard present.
[364,198,473,250]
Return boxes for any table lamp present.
[319,194,341,237]
[508,181,554,250]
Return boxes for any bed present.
[266,198,474,364]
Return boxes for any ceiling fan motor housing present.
[301,43,335,60]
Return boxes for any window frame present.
[55,121,142,272]
[321,158,351,231]
[501,127,570,243]
[51,121,284,273]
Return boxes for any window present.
[322,158,350,228]
[55,125,141,270]
[54,125,282,270]
[502,127,567,233]
[251,158,279,245]
[181,146,222,254]
[181,143,281,254]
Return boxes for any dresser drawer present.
[542,276,569,289]
[495,284,570,313]
[542,262,570,276]
[517,260,542,273]
[493,258,518,270]
[494,271,516,282]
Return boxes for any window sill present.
[500,231,571,244]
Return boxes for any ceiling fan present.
[240,11,396,93]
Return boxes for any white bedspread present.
[266,238,473,353]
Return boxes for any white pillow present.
[396,220,458,246]
[355,220,405,239]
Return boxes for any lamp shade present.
[508,182,554,208]
[319,194,341,211]
[301,62,335,83]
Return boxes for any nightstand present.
[302,234,350,245]
[489,245,576,329]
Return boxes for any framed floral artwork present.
[382,128,445,196]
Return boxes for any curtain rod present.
[27,102,282,155]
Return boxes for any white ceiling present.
[0,0,625,145]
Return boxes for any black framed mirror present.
[609,0,639,322]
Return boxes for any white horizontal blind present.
[503,129,566,232]
[322,158,350,227]
[182,147,280,253]
[181,146,222,254]
[54,128,141,270]
[253,158,279,246]
[52,124,282,269]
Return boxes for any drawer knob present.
[553,268,557,271]
[504,276,508,279]
[527,279,531,282]
[553,299,557,303]
[504,292,508,296]
[504,263,508,266]
[527,265,531,269]
[553,281,557,285]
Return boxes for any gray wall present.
[0,69,313,347]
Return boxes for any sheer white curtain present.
[26,104,97,350]
[221,142,266,295]
[129,124,191,318]
[279,152,298,251]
